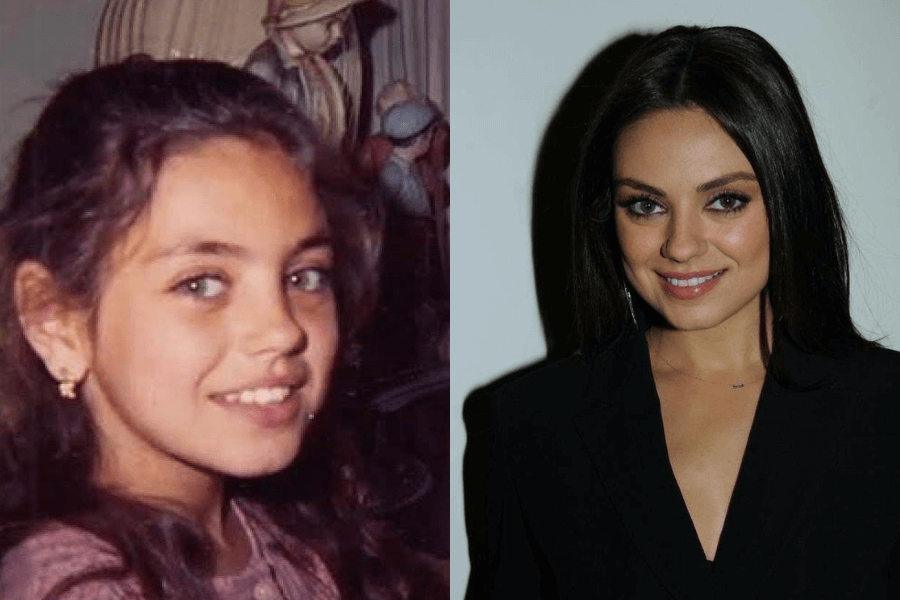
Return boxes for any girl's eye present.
[176,275,227,299]
[287,268,331,293]
[707,193,750,213]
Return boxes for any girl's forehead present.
[114,137,328,267]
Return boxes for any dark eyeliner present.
[616,194,664,219]
[707,190,751,214]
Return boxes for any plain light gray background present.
[450,0,900,597]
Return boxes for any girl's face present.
[613,107,770,334]
[79,137,338,489]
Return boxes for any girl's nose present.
[242,291,307,357]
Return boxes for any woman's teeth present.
[221,386,292,405]
[666,271,722,287]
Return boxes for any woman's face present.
[77,137,338,490]
[613,107,770,334]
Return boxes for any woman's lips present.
[657,269,725,300]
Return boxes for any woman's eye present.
[625,197,664,217]
[177,275,227,299]
[707,193,750,213]
[288,268,331,293]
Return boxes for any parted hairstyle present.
[572,25,877,378]
[0,58,445,599]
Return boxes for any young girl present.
[0,58,445,599]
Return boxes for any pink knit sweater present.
[0,502,339,600]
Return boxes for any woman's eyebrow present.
[614,178,665,196]
[614,172,757,197]
[696,171,757,192]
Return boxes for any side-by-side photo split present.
[5,1,900,599]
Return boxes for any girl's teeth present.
[222,387,291,405]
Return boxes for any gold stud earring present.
[57,369,77,399]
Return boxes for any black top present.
[487,333,900,599]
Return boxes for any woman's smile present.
[614,107,770,333]
[657,269,726,299]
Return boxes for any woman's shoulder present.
[489,341,634,430]
[492,335,639,410]
[0,522,135,600]
[818,342,900,391]
[850,343,900,369]
[788,342,900,433]
[491,353,592,414]
[830,343,900,407]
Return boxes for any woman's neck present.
[648,302,773,378]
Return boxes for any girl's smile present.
[74,136,339,494]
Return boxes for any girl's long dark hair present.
[0,57,445,599]
[572,25,878,378]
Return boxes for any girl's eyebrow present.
[286,233,333,258]
[142,231,332,265]
[613,171,757,197]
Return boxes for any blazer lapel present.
[573,335,713,599]
[711,343,842,598]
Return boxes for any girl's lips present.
[657,269,725,300]
[210,388,303,429]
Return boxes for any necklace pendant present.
[732,383,745,390]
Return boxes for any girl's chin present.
[214,444,303,479]
[224,458,297,480]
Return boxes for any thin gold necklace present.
[651,338,766,390]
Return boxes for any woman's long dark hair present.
[0,58,445,599]
[572,25,878,378]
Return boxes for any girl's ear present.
[14,261,91,386]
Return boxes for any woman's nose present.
[661,211,707,263]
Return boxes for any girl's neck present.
[94,454,229,542]
[94,463,252,575]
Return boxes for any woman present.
[488,25,900,598]
[0,58,446,599]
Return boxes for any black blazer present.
[487,333,900,599]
